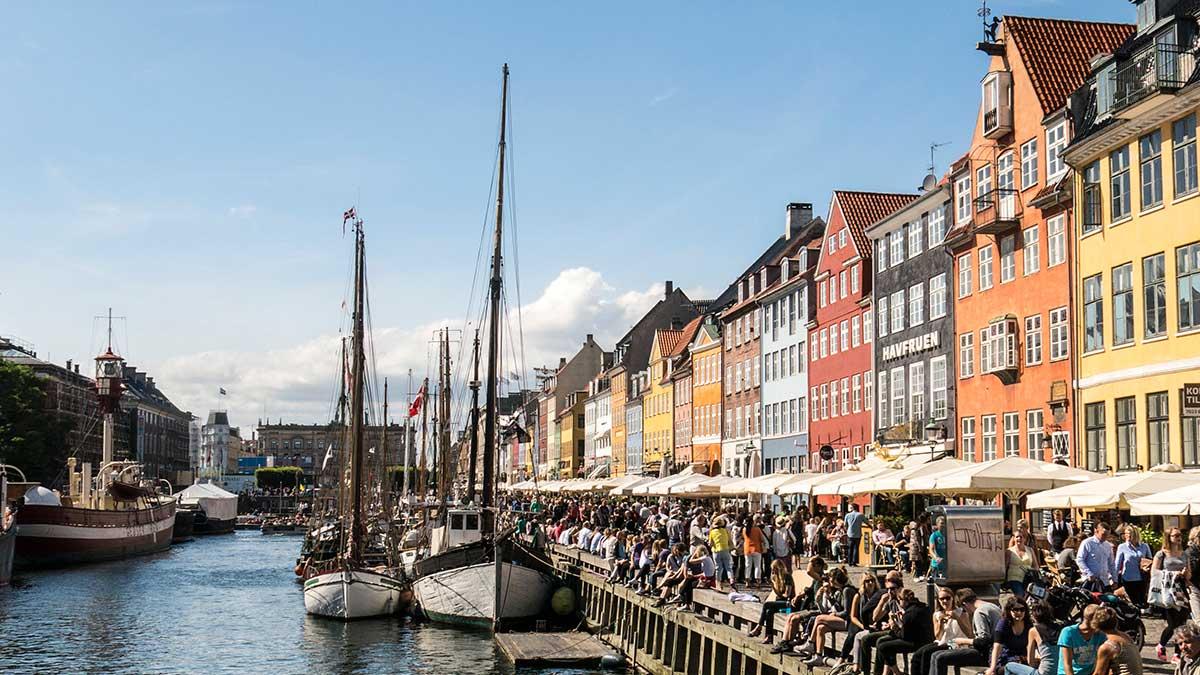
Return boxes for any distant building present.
[121,365,192,485]
[255,420,410,482]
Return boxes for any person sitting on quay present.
[801,566,858,667]
[909,585,973,675]
[835,572,884,669]
[1090,605,1144,675]
[927,588,1002,675]
[984,598,1031,675]
[851,571,906,675]
[1059,604,1106,675]
[746,559,796,645]
[671,544,716,611]
[873,588,933,675]
[770,556,829,654]
[1175,621,1200,675]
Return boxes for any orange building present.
[689,320,723,473]
[946,17,1133,465]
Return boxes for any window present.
[1111,146,1132,221]
[1047,215,1066,267]
[1004,412,1020,457]
[851,266,859,293]
[1178,242,1200,331]
[890,367,906,426]
[828,236,836,254]
[1144,253,1167,338]
[984,318,1018,372]
[1083,161,1102,235]
[1084,274,1105,352]
[877,239,888,273]
[982,415,997,461]
[1174,114,1198,197]
[841,377,849,415]
[852,315,861,347]
[979,245,994,290]
[820,329,828,358]
[1116,397,1137,470]
[864,372,873,411]
[1021,138,1038,189]
[877,295,890,338]
[1025,315,1043,366]
[829,326,838,355]
[909,219,923,258]
[839,270,848,299]
[928,205,946,246]
[1027,409,1044,461]
[878,372,889,425]
[811,340,818,362]
[956,175,972,225]
[930,356,947,419]
[796,398,806,433]
[980,327,993,373]
[1023,226,1039,276]
[958,253,973,297]
[890,290,905,333]
[959,333,975,378]
[1046,120,1067,179]
[839,229,847,249]
[961,417,976,462]
[819,280,827,308]
[997,151,1015,205]
[852,374,862,413]
[909,283,924,327]
[1050,307,1069,361]
[840,320,849,352]
[976,164,993,201]
[811,387,819,422]
[1000,235,1016,283]
[1112,263,1134,346]
[863,310,873,344]
[1137,0,1157,30]
[890,230,904,267]
[930,274,947,319]
[820,384,829,419]
[1085,402,1106,472]
[1148,392,1169,467]
[910,362,925,421]
[1140,131,1163,210]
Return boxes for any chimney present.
[786,202,814,240]
[585,333,594,345]
[66,359,72,372]
[75,364,80,374]
[559,357,567,369]
[664,281,674,298]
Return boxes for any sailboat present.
[303,214,408,620]
[12,315,177,569]
[412,64,556,629]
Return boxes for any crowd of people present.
[507,493,1200,675]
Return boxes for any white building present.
[760,248,816,474]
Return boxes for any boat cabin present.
[430,507,483,554]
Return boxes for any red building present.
[808,191,917,484]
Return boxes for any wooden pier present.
[494,631,616,668]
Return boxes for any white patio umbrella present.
[719,471,799,496]
[904,457,1101,497]
[1129,480,1200,516]
[1026,469,1197,510]
[775,470,849,496]
[812,462,911,497]
[841,458,971,496]
[631,467,696,496]
[610,476,656,496]
[669,475,740,497]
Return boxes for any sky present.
[0,1,1133,432]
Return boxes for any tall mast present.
[335,337,348,513]
[382,377,390,517]
[418,377,429,497]
[347,219,366,561]
[466,329,481,504]
[438,329,452,508]
[481,63,508,522]
[403,369,412,498]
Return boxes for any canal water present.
[0,531,602,674]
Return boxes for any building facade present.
[689,321,724,474]
[946,16,1132,466]
[810,191,914,476]
[760,246,817,474]
[559,391,586,478]
[720,290,762,477]
[625,371,646,476]
[1064,2,1200,471]
[866,183,957,454]
[643,328,682,475]
[255,420,407,480]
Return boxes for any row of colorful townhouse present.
[504,5,1200,483]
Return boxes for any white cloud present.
[228,204,257,218]
[649,87,679,107]
[153,267,674,433]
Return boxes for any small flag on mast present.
[342,207,356,234]
[219,387,227,396]
[321,444,334,471]
[407,381,427,418]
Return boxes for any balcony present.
[972,188,1022,235]
[1080,183,1103,235]
[982,71,1013,139]
[1112,43,1195,118]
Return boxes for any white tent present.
[1129,481,1200,516]
[610,476,657,496]
[841,459,971,496]
[720,471,800,496]
[1027,469,1197,510]
[904,457,1101,497]
[631,467,697,496]
[668,475,739,497]
[175,481,238,522]
[775,470,847,496]
[812,453,935,497]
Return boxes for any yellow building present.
[643,328,684,474]
[558,392,586,478]
[1065,6,1200,472]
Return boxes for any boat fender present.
[599,654,626,669]
[550,586,574,616]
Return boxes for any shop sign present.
[1184,384,1200,417]
[881,331,940,362]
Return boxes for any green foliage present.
[255,466,303,488]
[0,360,73,483]
[1137,524,1163,552]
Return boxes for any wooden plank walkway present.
[494,631,616,668]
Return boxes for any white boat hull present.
[303,568,407,620]
[413,562,553,628]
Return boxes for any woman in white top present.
[1005,530,1037,599]
[910,587,971,675]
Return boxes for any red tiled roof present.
[655,329,685,361]
[669,316,704,358]
[833,190,919,255]
[1003,16,1134,116]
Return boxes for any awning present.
[904,457,1101,497]
[1027,468,1197,510]
[668,474,739,497]
[610,476,657,496]
[775,470,847,496]
[1127,475,1200,516]
[812,464,907,497]
[841,458,970,496]
[719,471,800,496]
[632,467,698,496]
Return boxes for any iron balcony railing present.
[972,187,1022,233]
[1112,43,1195,111]
[1081,183,1103,233]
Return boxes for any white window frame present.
[1047,214,1066,267]
[909,283,924,327]
[930,356,948,420]
[1021,137,1039,190]
[877,297,889,338]
[961,416,977,462]
[1004,412,1021,457]
[960,333,975,378]
[1023,225,1040,276]
[928,205,947,246]
[1046,120,1067,180]
[955,174,972,225]
[890,230,904,267]
[909,218,923,258]
[958,253,973,297]
[910,361,926,422]
[852,315,861,347]
[1050,306,1069,361]
[863,309,873,344]
[1000,234,1016,283]
[1025,314,1043,366]
[930,273,947,319]
[890,290,905,334]
[979,245,994,290]
[890,367,906,426]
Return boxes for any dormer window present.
[1136,0,1156,33]
[781,260,790,283]
[982,71,1013,138]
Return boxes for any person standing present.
[771,515,794,571]
[742,517,767,586]
[1046,510,1073,554]
[1006,532,1038,599]
[929,516,948,579]
[1115,527,1152,606]
[1152,527,1191,660]
[1077,522,1118,592]
[845,504,865,566]
[1186,527,1200,621]
[708,517,735,591]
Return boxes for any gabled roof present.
[653,329,685,363]
[832,191,919,256]
[669,316,703,358]
[1003,16,1135,116]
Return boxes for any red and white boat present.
[12,323,175,570]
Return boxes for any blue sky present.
[0,1,1133,428]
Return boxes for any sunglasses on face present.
[939,596,953,601]
[1011,608,1026,613]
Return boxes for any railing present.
[1081,183,1103,233]
[1112,43,1195,111]
[984,108,998,133]
[972,187,1022,233]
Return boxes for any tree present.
[0,360,73,483]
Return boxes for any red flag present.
[342,207,356,234]
[408,380,427,418]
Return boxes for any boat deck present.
[494,631,615,668]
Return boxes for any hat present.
[775,516,787,526]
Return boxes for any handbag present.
[1148,568,1179,609]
